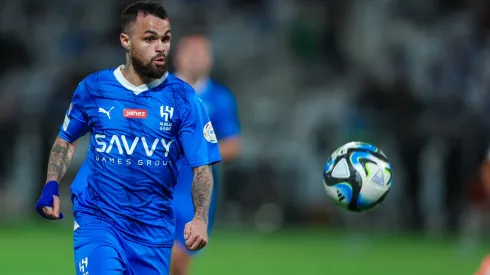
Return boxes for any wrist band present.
[44,181,59,196]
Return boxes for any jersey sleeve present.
[179,92,222,168]
[58,81,90,143]
[213,92,241,140]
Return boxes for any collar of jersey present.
[114,65,168,95]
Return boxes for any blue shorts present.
[73,219,172,275]
[172,167,218,256]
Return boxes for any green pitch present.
[0,223,486,275]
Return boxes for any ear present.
[120,33,130,50]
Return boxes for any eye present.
[162,36,170,43]
[144,37,155,42]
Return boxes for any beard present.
[130,48,167,80]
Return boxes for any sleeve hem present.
[187,158,222,168]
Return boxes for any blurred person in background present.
[35,1,219,274]
[170,34,241,275]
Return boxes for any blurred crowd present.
[1,0,490,237]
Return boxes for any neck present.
[121,63,156,86]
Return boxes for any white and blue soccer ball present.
[323,141,392,212]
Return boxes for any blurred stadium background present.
[1,0,490,274]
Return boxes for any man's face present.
[121,12,171,79]
[175,36,213,80]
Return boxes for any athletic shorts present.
[73,218,172,275]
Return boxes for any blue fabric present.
[35,181,64,219]
[61,69,221,247]
[73,215,172,275]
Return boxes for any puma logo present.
[98,107,114,119]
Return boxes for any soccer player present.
[35,2,221,274]
[170,35,241,275]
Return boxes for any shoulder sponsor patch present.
[203,121,217,143]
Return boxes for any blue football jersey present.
[196,78,240,140]
[60,67,221,246]
[173,77,240,195]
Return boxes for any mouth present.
[153,57,165,65]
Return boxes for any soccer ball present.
[323,141,392,212]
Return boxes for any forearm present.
[46,136,77,183]
[191,165,214,223]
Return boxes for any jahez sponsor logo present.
[124,109,147,119]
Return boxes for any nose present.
[155,41,166,53]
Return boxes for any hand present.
[35,181,64,220]
[184,217,208,251]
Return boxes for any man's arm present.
[46,137,78,183]
[191,165,214,223]
[178,90,221,250]
[36,137,78,219]
[36,80,89,220]
[46,81,90,183]
[218,137,241,162]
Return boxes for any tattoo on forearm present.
[191,165,214,223]
[46,138,76,183]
